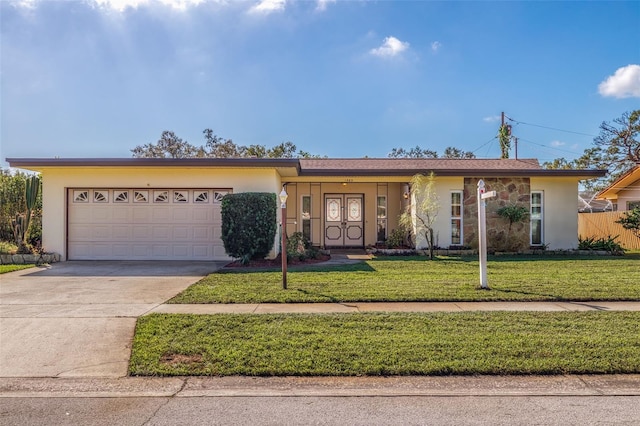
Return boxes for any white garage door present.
[68,188,231,261]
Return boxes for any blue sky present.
[1,0,639,166]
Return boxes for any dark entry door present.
[324,194,364,247]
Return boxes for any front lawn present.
[0,264,34,274]
[169,254,640,303]
[130,311,640,376]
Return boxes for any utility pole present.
[514,137,518,159]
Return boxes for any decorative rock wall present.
[0,253,61,265]
[463,177,531,252]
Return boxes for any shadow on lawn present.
[220,262,377,274]
[485,253,640,263]
[491,288,565,300]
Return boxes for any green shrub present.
[496,204,529,230]
[221,192,277,263]
[285,232,321,261]
[578,235,624,254]
[0,241,18,254]
[616,208,640,239]
[287,231,310,260]
[386,226,409,248]
[1,170,42,244]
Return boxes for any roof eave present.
[6,157,302,173]
[596,165,640,200]
[299,169,607,178]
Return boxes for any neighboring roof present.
[6,157,606,179]
[596,164,640,200]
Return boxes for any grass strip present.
[130,311,640,376]
[0,264,34,274]
[169,255,640,304]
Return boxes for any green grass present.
[0,264,34,274]
[129,311,640,376]
[169,254,640,303]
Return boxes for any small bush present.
[286,232,322,261]
[578,235,624,254]
[616,208,640,239]
[287,232,310,260]
[386,226,410,249]
[0,240,18,254]
[221,193,277,262]
[496,205,529,230]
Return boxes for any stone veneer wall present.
[463,177,531,251]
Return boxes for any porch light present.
[279,187,288,208]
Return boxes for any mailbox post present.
[279,187,288,290]
[477,180,496,289]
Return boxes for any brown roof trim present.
[6,157,606,179]
[6,157,301,171]
[298,168,607,178]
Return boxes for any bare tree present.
[400,173,440,260]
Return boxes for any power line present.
[471,135,497,155]
[505,115,596,137]
[516,137,584,157]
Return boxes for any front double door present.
[324,194,364,247]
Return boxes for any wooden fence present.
[578,211,640,250]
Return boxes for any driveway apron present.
[0,261,222,378]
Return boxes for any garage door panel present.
[92,208,111,221]
[152,208,172,222]
[68,188,230,261]
[152,226,172,240]
[172,208,190,221]
[132,208,150,222]
[132,226,152,239]
[193,245,210,258]
[132,245,151,257]
[152,245,170,257]
[113,207,131,221]
[112,226,131,239]
[69,206,92,223]
[68,225,92,241]
[92,226,112,239]
[173,226,190,239]
[173,245,189,257]
[192,226,211,240]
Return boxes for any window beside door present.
[531,191,544,246]
[377,196,387,242]
[301,195,311,241]
[450,191,463,246]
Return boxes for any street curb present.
[1,375,639,398]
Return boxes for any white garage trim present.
[67,188,231,261]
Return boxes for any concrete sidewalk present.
[152,300,640,315]
[2,375,640,398]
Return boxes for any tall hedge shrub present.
[221,192,277,261]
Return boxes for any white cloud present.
[315,0,335,12]
[598,64,640,98]
[90,0,209,12]
[431,41,441,53]
[9,0,39,9]
[9,0,209,11]
[370,36,409,58]
[248,0,286,15]
[483,115,501,123]
[550,140,565,147]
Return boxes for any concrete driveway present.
[0,261,224,378]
